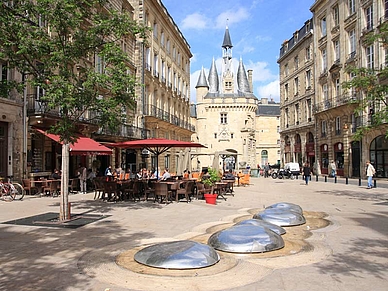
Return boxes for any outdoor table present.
[159,181,180,202]
[214,182,227,201]
[222,179,235,196]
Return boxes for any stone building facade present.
[279,0,388,178]
[192,27,280,172]
[0,0,194,181]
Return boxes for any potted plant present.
[200,168,220,204]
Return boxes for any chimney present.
[261,98,268,104]
[247,69,253,93]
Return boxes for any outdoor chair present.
[93,177,104,200]
[69,178,79,194]
[195,182,207,200]
[102,180,119,202]
[176,180,194,203]
[154,182,171,204]
[43,180,60,197]
[22,179,38,195]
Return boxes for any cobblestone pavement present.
[0,177,387,291]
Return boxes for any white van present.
[284,163,300,175]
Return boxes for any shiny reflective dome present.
[236,219,286,235]
[265,202,303,214]
[253,208,306,227]
[134,240,220,269]
[208,224,284,253]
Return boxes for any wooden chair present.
[120,180,135,201]
[124,173,130,180]
[43,180,60,197]
[176,180,194,203]
[102,180,119,202]
[142,181,155,201]
[68,178,79,194]
[191,172,200,180]
[240,174,250,186]
[22,179,38,195]
[195,182,207,200]
[154,182,171,204]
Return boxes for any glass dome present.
[236,219,286,235]
[208,224,284,253]
[253,208,306,226]
[265,202,303,214]
[134,240,220,269]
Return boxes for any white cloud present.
[244,60,278,82]
[181,13,208,30]
[256,80,280,102]
[215,8,250,29]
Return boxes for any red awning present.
[35,129,112,156]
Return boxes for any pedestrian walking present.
[366,161,376,189]
[329,160,337,177]
[303,162,311,185]
[264,163,270,178]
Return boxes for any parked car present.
[284,163,300,176]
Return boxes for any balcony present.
[96,124,149,140]
[313,93,359,113]
[144,103,195,132]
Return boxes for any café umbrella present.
[109,138,206,179]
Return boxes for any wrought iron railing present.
[313,93,359,113]
[144,103,195,132]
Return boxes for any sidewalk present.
[0,178,387,291]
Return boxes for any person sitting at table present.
[161,168,171,180]
[51,169,61,180]
[151,167,161,179]
[136,170,142,180]
[223,169,235,181]
[183,169,191,179]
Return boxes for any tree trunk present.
[59,142,70,221]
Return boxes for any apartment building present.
[279,0,388,178]
[127,0,194,173]
[278,19,316,169]
[0,0,193,180]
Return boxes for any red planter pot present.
[204,193,217,205]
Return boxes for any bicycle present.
[0,176,25,201]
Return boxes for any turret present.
[195,67,209,102]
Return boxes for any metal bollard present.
[316,175,318,182]
[325,176,327,182]
[345,177,348,185]
[374,180,377,188]
[309,175,312,181]
[334,176,337,183]
[358,178,361,186]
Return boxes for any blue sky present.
[161,0,314,103]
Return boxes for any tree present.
[343,22,388,141]
[0,0,148,220]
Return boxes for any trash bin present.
[251,169,258,177]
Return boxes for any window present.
[321,48,327,72]
[385,0,388,19]
[153,54,158,76]
[166,39,170,53]
[348,0,355,15]
[348,29,356,55]
[295,103,299,124]
[322,120,327,137]
[335,78,341,100]
[0,62,8,82]
[261,150,268,165]
[365,5,373,30]
[366,45,374,69]
[294,77,299,96]
[145,47,151,70]
[306,99,312,120]
[321,16,327,37]
[161,31,165,46]
[305,46,311,61]
[220,113,227,124]
[277,126,280,133]
[294,56,299,70]
[95,54,105,74]
[333,5,339,26]
[164,155,170,169]
[284,83,289,100]
[335,116,341,135]
[334,39,340,62]
[214,133,217,139]
[285,108,289,127]
[323,83,329,106]
[306,70,311,89]
[284,63,289,76]
[153,22,158,39]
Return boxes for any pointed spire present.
[237,58,251,93]
[208,58,219,93]
[195,67,209,88]
[222,25,233,48]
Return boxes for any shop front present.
[370,135,388,178]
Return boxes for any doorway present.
[0,122,8,177]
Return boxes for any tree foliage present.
[0,0,148,142]
[343,22,388,140]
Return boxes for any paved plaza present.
[1,177,388,291]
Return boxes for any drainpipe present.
[22,73,27,179]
